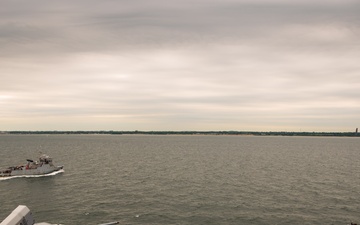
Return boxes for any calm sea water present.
[0,135,359,225]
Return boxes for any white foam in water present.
[0,169,64,181]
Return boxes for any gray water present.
[0,135,359,225]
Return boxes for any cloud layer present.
[1,0,359,131]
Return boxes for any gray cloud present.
[0,0,359,131]
[1,1,359,53]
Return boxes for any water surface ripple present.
[0,135,359,224]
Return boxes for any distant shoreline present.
[1,131,359,137]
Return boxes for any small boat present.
[0,154,63,177]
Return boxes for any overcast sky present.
[0,0,359,131]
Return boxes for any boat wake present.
[0,169,64,181]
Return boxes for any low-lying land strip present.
[1,130,359,137]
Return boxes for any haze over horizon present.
[1,0,359,132]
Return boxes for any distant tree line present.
[1,130,359,137]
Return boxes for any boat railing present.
[1,205,120,225]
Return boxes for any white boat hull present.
[6,165,63,177]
